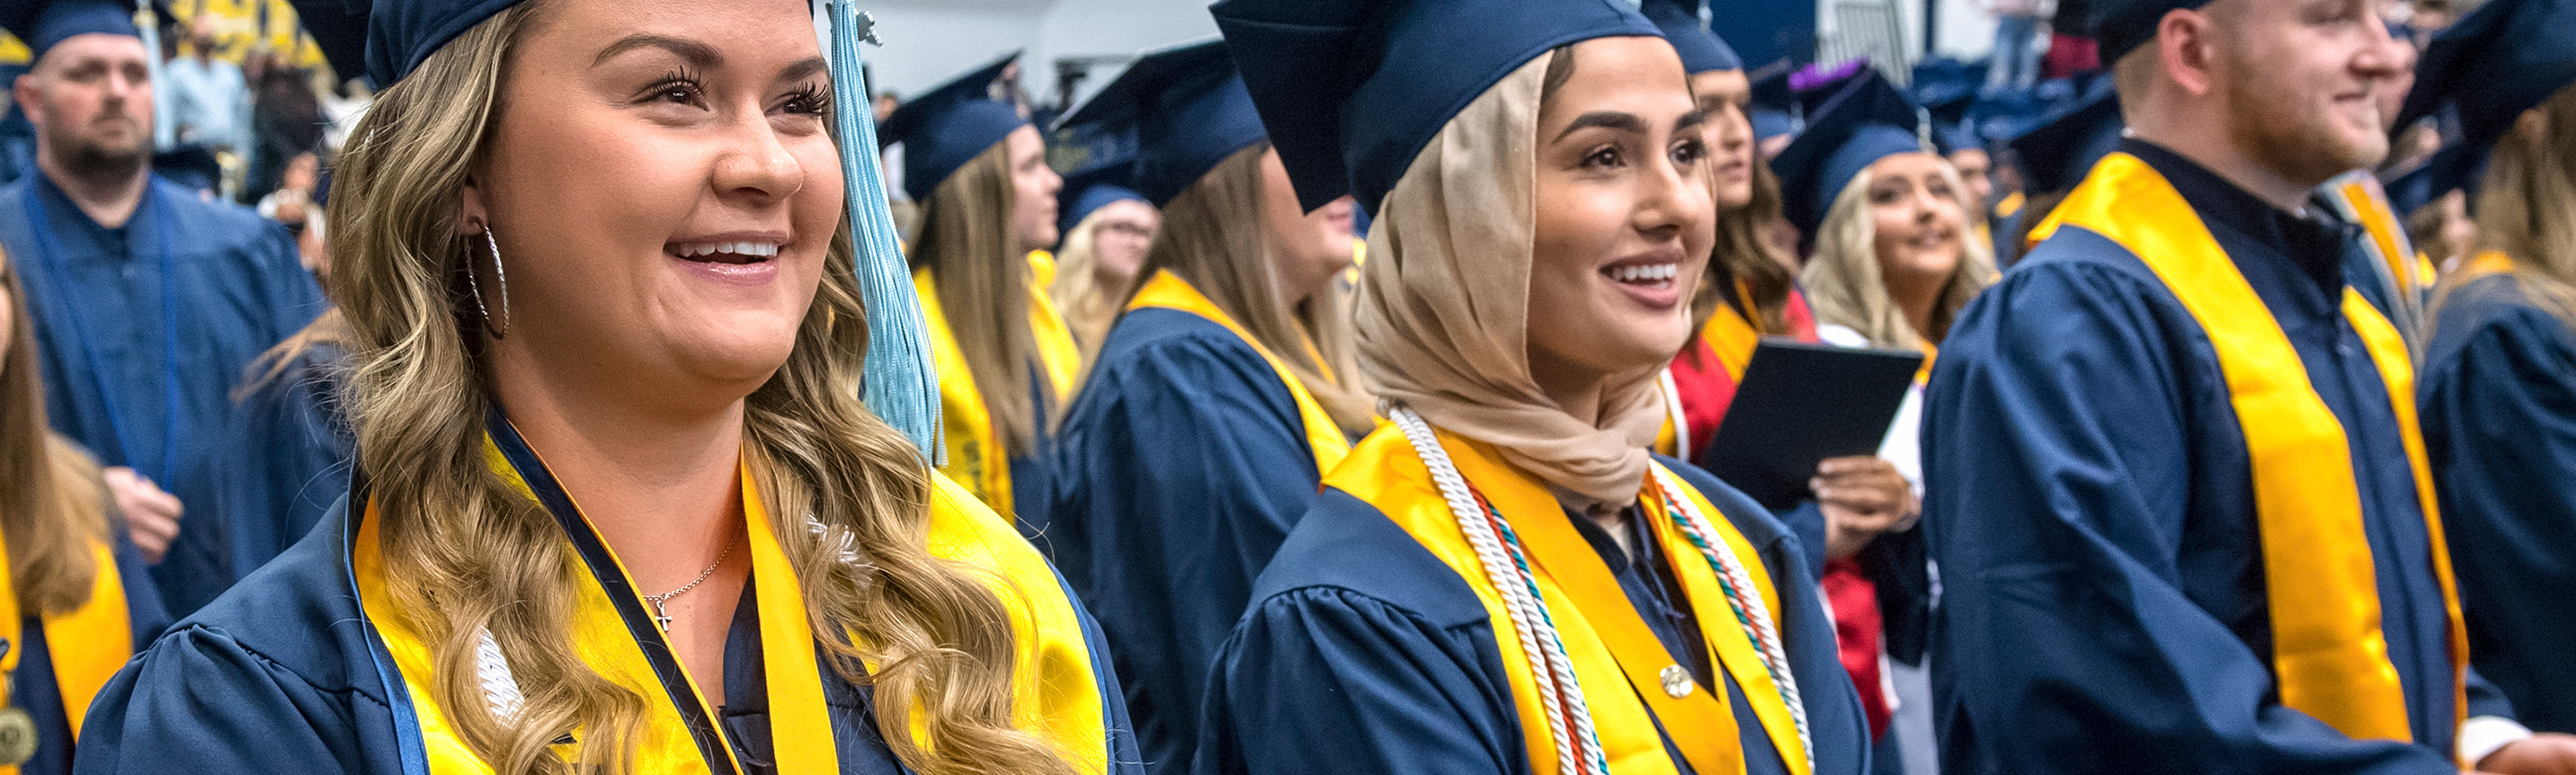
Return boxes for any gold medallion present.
[0,706,39,766]
[1659,664,1694,699]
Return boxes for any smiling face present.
[468,0,841,406]
[1688,68,1757,210]
[2206,0,2409,184]
[1527,37,1713,398]
[1086,198,1159,290]
[1861,152,1968,293]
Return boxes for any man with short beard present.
[1918,0,2576,771]
[0,0,322,618]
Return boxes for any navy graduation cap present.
[2085,0,2217,67]
[1211,0,1661,216]
[1918,79,1982,155]
[1769,69,1930,236]
[2007,81,2124,196]
[881,52,1029,203]
[2397,0,2576,161]
[1053,38,1267,208]
[1056,159,1145,238]
[0,0,138,61]
[1642,0,1740,75]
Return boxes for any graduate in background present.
[1050,162,1159,368]
[1774,72,1989,772]
[75,0,1143,771]
[1199,0,1871,772]
[2320,21,2432,351]
[0,0,325,617]
[881,54,1083,526]
[2406,0,2576,736]
[1046,39,1375,773]
[1995,80,2123,263]
[1921,0,2576,767]
[0,240,168,775]
[1645,0,1819,458]
[207,308,351,583]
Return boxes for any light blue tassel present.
[825,3,943,463]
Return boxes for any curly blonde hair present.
[324,5,1075,773]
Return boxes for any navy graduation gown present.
[207,340,352,580]
[1044,307,1337,774]
[15,521,169,775]
[0,173,325,616]
[1193,456,1869,775]
[1922,139,2476,773]
[2420,270,2576,735]
[73,497,1145,775]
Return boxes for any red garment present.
[1823,558,1891,739]
[1666,288,1819,450]
[2042,33,2099,79]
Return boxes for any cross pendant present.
[651,600,673,633]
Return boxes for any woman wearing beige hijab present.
[1198,0,1871,773]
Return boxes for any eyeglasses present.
[1101,222,1156,240]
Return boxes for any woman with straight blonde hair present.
[2411,0,2576,741]
[75,1,1141,773]
[882,54,1082,525]
[0,241,168,775]
[1042,39,1373,770]
[1199,1,1871,772]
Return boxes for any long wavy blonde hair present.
[1050,213,1124,366]
[1800,165,2000,350]
[913,145,1053,453]
[325,5,1074,774]
[0,252,107,617]
[2435,84,2576,334]
[1130,144,1374,434]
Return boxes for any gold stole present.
[0,530,133,774]
[2034,152,2469,747]
[913,254,1086,517]
[1126,271,1351,474]
[1330,428,1810,775]
[352,437,1115,773]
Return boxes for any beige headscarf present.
[1356,52,1669,513]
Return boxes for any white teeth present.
[1607,263,1679,283]
[676,241,782,258]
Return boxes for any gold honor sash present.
[2035,152,2469,748]
[1330,428,1807,775]
[0,528,133,774]
[1126,271,1352,474]
[350,412,1116,773]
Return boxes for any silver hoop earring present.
[468,226,511,339]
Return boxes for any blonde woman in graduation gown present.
[76,1,1141,772]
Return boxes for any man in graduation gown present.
[0,0,325,617]
[1921,0,2576,771]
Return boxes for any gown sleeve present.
[1047,328,1331,771]
[2420,303,2576,734]
[1193,585,1525,775]
[1921,260,2453,774]
[75,626,379,775]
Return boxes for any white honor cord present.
[475,627,525,722]
[1648,466,1815,771]
[1391,407,1610,775]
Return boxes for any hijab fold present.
[1357,53,1668,513]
